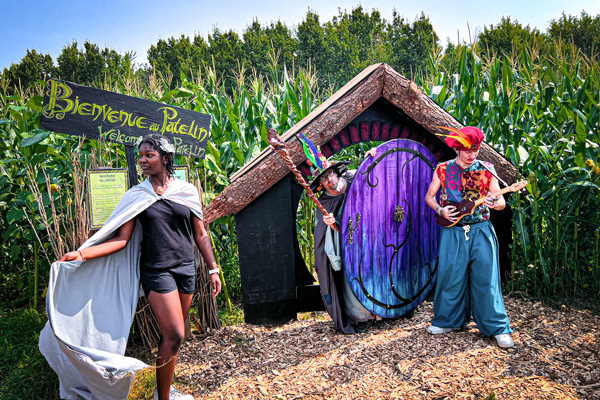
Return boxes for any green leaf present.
[244,141,260,164]
[514,208,530,259]
[205,140,221,164]
[21,130,51,147]
[174,87,194,98]
[567,181,600,191]
[26,96,44,112]
[7,208,25,224]
[205,153,223,173]
[230,142,244,166]
[573,115,588,167]
[215,173,229,186]
[562,167,589,175]
[10,244,21,259]
[3,223,20,239]
[159,89,179,103]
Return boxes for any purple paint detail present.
[297,162,312,177]
[339,128,352,148]
[370,121,381,141]
[359,122,370,142]
[329,136,342,153]
[321,143,333,158]
[341,139,440,318]
[347,125,359,144]
[400,126,410,139]
[389,125,400,139]
[381,123,391,141]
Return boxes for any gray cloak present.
[39,178,204,400]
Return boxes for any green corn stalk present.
[209,231,232,314]
[573,206,580,297]
[33,241,38,310]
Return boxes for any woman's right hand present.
[58,251,84,262]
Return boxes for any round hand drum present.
[341,139,440,318]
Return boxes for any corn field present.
[422,45,599,300]
[0,43,598,316]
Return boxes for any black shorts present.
[140,260,196,297]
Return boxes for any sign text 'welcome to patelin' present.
[40,79,210,158]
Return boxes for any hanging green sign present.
[173,165,190,183]
[86,168,129,229]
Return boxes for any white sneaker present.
[495,333,514,348]
[426,325,459,335]
[154,386,195,400]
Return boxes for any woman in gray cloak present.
[43,135,220,400]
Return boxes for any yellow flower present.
[586,159,595,167]
[593,165,600,175]
[50,184,59,193]
[66,198,73,206]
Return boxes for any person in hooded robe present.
[310,149,378,334]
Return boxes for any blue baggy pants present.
[431,220,512,337]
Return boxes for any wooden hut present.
[204,63,519,325]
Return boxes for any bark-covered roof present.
[204,63,518,223]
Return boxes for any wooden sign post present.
[40,79,210,186]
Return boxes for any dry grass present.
[138,295,600,400]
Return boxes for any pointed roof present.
[204,63,519,223]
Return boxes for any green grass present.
[218,302,245,326]
[0,308,59,400]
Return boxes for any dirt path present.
[169,296,599,399]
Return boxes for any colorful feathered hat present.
[438,126,485,151]
[297,133,350,192]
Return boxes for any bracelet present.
[436,205,442,215]
[208,268,220,275]
[78,250,86,260]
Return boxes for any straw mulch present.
[170,296,599,399]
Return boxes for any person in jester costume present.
[424,126,514,348]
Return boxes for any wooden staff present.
[267,128,339,232]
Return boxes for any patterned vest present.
[436,159,496,224]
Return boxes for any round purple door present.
[341,139,440,318]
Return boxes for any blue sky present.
[2,0,599,71]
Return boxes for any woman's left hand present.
[58,251,83,262]
[210,273,222,298]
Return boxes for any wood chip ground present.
[150,296,600,399]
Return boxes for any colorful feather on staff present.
[269,128,338,231]
[299,133,323,170]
